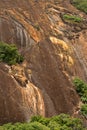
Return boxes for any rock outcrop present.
[0,0,87,124]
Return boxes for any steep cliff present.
[0,0,87,124]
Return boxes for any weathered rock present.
[0,0,87,124]
[0,64,45,124]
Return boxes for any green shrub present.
[63,14,83,23]
[49,114,83,130]
[3,122,50,130]
[72,0,87,14]
[73,78,87,103]
[0,126,6,130]
[31,114,85,130]
[81,104,87,118]
[1,114,86,130]
[27,122,50,130]
[73,78,87,119]
[3,123,16,130]
[48,121,61,130]
[50,114,70,125]
[30,115,50,126]
[30,115,42,122]
[0,42,24,65]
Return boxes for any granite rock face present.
[0,0,87,124]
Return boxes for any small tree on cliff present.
[0,42,24,65]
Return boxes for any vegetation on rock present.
[73,78,87,118]
[63,14,83,23]
[0,114,86,130]
[81,104,87,118]
[0,42,24,65]
[73,78,87,103]
[72,0,87,14]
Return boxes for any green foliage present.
[81,104,87,118]
[73,78,87,103]
[48,121,61,130]
[28,122,50,130]
[3,122,50,130]
[0,114,86,130]
[49,114,83,130]
[0,126,6,130]
[30,115,50,126]
[3,123,16,130]
[63,14,83,23]
[72,0,87,14]
[31,114,85,130]
[73,78,87,119]
[0,42,24,65]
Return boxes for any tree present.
[0,42,24,65]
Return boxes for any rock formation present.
[0,0,87,124]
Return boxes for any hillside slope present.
[0,0,87,124]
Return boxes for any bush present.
[30,114,85,130]
[63,14,83,23]
[0,126,5,130]
[81,104,87,118]
[73,78,87,119]
[0,42,24,65]
[3,122,50,130]
[30,115,50,126]
[3,123,16,130]
[1,114,86,130]
[27,122,50,130]
[49,114,83,130]
[73,78,87,103]
[72,0,87,14]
